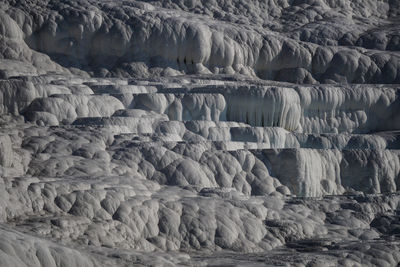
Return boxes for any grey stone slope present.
[0,74,400,265]
[0,0,400,83]
[0,0,400,266]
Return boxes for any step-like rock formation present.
[1,0,400,266]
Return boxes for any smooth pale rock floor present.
[0,0,400,266]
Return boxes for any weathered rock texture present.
[0,0,400,266]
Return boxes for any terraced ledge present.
[1,0,400,266]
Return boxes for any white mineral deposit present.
[0,0,400,266]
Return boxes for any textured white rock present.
[263,148,400,196]
[0,0,400,266]
[0,227,96,267]
[0,134,12,168]
[0,0,398,82]
[225,84,400,133]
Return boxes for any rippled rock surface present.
[0,0,400,266]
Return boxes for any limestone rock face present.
[0,0,400,266]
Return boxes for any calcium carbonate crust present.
[0,0,400,266]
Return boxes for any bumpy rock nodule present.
[0,0,400,266]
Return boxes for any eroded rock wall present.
[0,0,400,266]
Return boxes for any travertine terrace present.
[0,0,400,266]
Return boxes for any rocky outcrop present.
[0,0,400,266]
